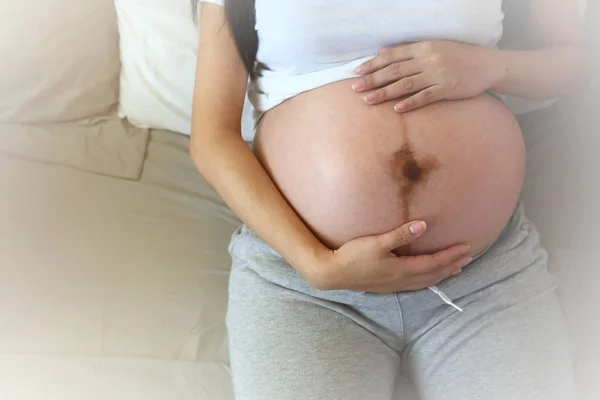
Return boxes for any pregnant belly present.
[254,79,526,256]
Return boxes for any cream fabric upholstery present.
[0,129,239,400]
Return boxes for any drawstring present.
[428,286,464,312]
[356,286,464,312]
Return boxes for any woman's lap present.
[226,203,577,400]
[403,263,576,400]
[226,264,403,400]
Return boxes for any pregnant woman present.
[191,1,588,399]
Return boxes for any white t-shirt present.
[201,0,506,124]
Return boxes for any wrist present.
[296,242,338,290]
[483,48,508,91]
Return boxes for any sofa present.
[0,1,598,399]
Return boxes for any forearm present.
[190,131,329,280]
[489,44,589,100]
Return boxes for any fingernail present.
[409,221,426,235]
[462,257,473,267]
[364,93,378,104]
[354,65,366,74]
[453,269,463,276]
[394,103,406,112]
[352,80,366,91]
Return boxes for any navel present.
[403,159,423,182]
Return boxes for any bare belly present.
[254,78,526,256]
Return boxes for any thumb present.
[376,221,427,252]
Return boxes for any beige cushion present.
[0,119,149,180]
[0,0,120,123]
[0,129,240,399]
[0,1,149,179]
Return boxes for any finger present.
[363,74,430,105]
[354,45,416,75]
[387,252,471,293]
[352,60,422,92]
[375,221,427,253]
[405,243,471,276]
[393,86,443,112]
[422,254,473,286]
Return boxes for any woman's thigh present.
[226,262,403,400]
[404,262,577,400]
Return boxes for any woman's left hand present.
[352,40,504,112]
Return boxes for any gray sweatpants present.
[226,203,577,400]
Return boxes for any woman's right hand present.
[309,221,472,294]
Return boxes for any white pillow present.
[115,0,255,142]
